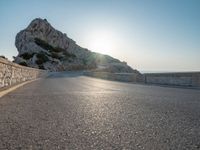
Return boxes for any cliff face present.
[14,18,138,73]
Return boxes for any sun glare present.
[88,30,115,55]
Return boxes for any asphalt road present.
[0,72,200,150]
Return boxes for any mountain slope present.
[14,18,138,73]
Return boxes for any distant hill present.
[14,18,139,73]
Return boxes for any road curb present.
[0,78,40,98]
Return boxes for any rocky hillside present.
[14,18,139,73]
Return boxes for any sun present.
[88,30,115,55]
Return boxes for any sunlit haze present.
[87,30,116,55]
[0,0,199,72]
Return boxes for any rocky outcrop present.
[14,18,138,73]
[0,57,46,88]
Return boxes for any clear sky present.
[0,0,199,72]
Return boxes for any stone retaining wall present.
[0,58,47,88]
[144,72,200,87]
[84,71,200,88]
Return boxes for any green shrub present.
[36,52,49,65]
[19,61,28,66]
[38,65,45,70]
[34,38,76,60]
[51,52,62,59]
[35,38,64,52]
[53,47,65,52]
[36,59,43,65]
[0,55,6,59]
[20,53,35,60]
[35,38,55,51]
[63,51,76,58]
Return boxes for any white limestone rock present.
[14,18,138,73]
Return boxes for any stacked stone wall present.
[0,58,47,88]
[144,72,200,87]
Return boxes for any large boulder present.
[14,18,138,73]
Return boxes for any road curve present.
[0,72,200,150]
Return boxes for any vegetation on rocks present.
[38,65,45,70]
[19,61,28,66]
[35,38,56,52]
[14,18,138,73]
[36,52,49,65]
[20,53,35,60]
[0,55,7,59]
[35,38,65,53]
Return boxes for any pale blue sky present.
[0,0,199,72]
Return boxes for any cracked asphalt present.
[0,72,200,150]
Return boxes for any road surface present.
[0,72,200,150]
